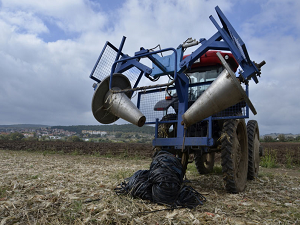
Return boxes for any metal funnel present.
[92,73,146,127]
[182,52,256,127]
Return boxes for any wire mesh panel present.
[123,67,142,87]
[138,82,248,124]
[90,42,141,87]
[138,90,176,123]
[90,42,118,83]
[190,82,247,119]
[212,82,248,119]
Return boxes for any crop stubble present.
[1,146,300,224]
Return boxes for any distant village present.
[1,125,300,143]
[0,126,152,143]
[0,127,76,140]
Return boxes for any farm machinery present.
[89,6,265,193]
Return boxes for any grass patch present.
[71,200,83,212]
[63,200,84,223]
[93,152,101,157]
[31,174,39,179]
[71,149,80,156]
[212,165,222,174]
[131,154,147,160]
[260,150,278,168]
[187,163,199,176]
[0,187,7,198]
[111,169,134,180]
[103,150,114,158]
[187,163,223,176]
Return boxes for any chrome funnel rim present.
[92,73,131,124]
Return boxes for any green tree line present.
[0,132,25,140]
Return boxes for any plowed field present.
[0,140,153,158]
[1,140,300,165]
[261,142,300,164]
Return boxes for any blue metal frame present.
[180,6,260,83]
[108,47,179,90]
[90,6,261,150]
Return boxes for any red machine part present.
[183,51,239,72]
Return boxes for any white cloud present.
[112,0,234,52]
[1,0,108,34]
[242,1,300,134]
[0,0,299,135]
[0,10,48,34]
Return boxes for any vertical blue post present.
[115,36,126,63]
[175,73,189,149]
[155,118,159,138]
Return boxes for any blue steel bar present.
[153,137,214,147]
[109,47,178,90]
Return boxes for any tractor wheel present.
[221,118,248,193]
[247,120,260,180]
[194,151,215,174]
[158,114,177,138]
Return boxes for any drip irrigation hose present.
[115,151,206,210]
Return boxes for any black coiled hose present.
[149,151,183,206]
[116,170,152,201]
[115,151,206,209]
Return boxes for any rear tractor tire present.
[194,150,215,174]
[247,120,260,180]
[221,118,248,193]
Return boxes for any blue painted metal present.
[153,136,214,148]
[174,73,189,139]
[214,7,260,83]
[155,118,159,139]
[179,32,230,71]
[180,6,260,83]
[115,55,152,75]
[108,47,178,90]
[151,46,184,78]
[115,36,126,62]
[90,6,262,150]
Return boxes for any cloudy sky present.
[0,0,299,135]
